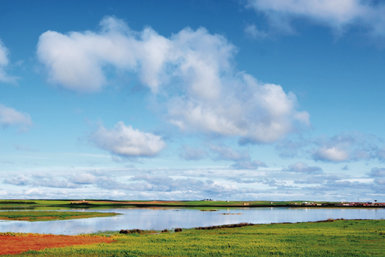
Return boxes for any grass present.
[0,199,344,210]
[11,219,385,256]
[0,211,118,221]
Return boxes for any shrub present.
[119,229,143,234]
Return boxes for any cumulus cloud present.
[130,174,229,195]
[179,146,207,161]
[37,16,309,143]
[275,136,308,158]
[312,134,385,163]
[314,146,349,162]
[209,144,249,161]
[285,162,323,173]
[369,167,385,177]
[277,133,385,163]
[375,148,385,161]
[231,160,266,170]
[210,144,266,169]
[71,173,97,184]
[1,166,383,201]
[3,170,234,199]
[180,144,266,170]
[3,175,30,186]
[369,168,385,186]
[91,122,165,158]
[37,16,181,93]
[0,104,32,128]
[244,24,268,39]
[4,175,77,189]
[246,0,385,36]
[169,74,309,143]
[0,40,15,83]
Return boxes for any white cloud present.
[285,162,322,173]
[37,19,232,95]
[71,173,97,184]
[375,148,385,161]
[91,122,165,157]
[210,144,249,161]
[0,104,32,128]
[37,17,309,143]
[0,40,15,83]
[169,74,309,143]
[3,166,383,201]
[314,146,349,162]
[369,168,385,178]
[231,160,266,170]
[244,24,268,39]
[247,0,385,36]
[0,41,9,69]
[37,17,177,93]
[210,144,266,169]
[369,168,385,187]
[311,133,385,163]
[180,144,266,169]
[4,175,77,189]
[248,0,365,26]
[180,146,207,161]
[278,133,385,163]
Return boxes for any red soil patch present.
[0,234,113,255]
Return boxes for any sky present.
[0,0,385,201]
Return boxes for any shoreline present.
[1,219,384,256]
[1,199,384,210]
[1,218,383,235]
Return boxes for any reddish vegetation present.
[0,234,113,255]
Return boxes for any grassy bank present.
[0,211,118,221]
[2,199,382,210]
[11,219,385,256]
[0,199,306,210]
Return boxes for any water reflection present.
[0,207,384,235]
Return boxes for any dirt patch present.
[0,233,113,255]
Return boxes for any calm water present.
[0,207,384,235]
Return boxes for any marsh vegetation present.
[0,211,118,221]
[9,219,385,256]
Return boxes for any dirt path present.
[0,234,113,255]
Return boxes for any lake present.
[0,207,384,235]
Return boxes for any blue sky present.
[0,0,385,201]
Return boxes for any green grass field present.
[0,199,344,210]
[12,219,385,256]
[0,210,118,221]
